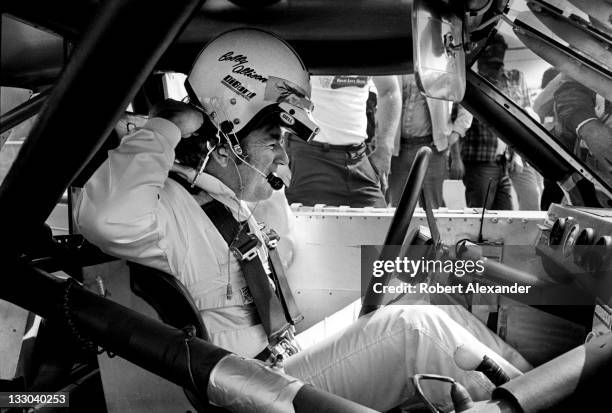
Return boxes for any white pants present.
[285,305,530,412]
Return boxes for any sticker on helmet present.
[221,74,257,101]
[218,51,267,83]
[264,77,314,112]
[280,112,295,125]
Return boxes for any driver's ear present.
[210,144,230,167]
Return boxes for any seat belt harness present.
[202,200,302,359]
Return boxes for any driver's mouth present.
[273,164,292,187]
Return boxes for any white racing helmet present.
[186,28,319,143]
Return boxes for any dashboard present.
[536,204,612,336]
[537,205,612,283]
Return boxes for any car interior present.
[2,0,612,412]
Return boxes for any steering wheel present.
[360,146,432,317]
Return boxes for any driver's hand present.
[149,99,203,138]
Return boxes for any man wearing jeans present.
[462,33,532,210]
[388,74,472,208]
[462,119,514,209]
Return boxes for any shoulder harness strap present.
[200,199,302,344]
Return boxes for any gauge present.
[577,228,595,245]
[574,228,595,265]
[563,224,580,258]
[549,217,567,247]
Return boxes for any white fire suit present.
[76,118,529,411]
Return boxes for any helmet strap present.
[184,79,203,110]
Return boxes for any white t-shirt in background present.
[310,75,371,146]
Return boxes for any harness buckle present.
[263,228,280,249]
[267,327,300,366]
[230,231,261,262]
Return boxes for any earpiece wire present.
[207,98,264,300]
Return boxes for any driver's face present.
[235,123,288,202]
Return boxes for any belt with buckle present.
[309,140,367,158]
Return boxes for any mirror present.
[412,0,466,102]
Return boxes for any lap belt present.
[201,199,303,359]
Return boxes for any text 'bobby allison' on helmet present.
[185,28,319,143]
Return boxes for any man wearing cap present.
[461,33,540,210]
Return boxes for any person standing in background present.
[285,75,401,207]
[462,33,540,210]
[533,67,565,209]
[388,74,472,208]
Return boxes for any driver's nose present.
[275,146,289,166]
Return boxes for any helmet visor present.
[264,76,319,142]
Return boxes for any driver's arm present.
[75,101,203,274]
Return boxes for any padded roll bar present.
[492,332,612,412]
[0,260,378,413]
